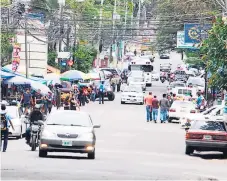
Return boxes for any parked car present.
[181,105,224,128]
[95,81,115,101]
[187,77,205,93]
[39,110,101,159]
[168,100,196,123]
[6,105,26,139]
[185,117,227,157]
[121,85,144,105]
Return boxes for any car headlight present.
[79,133,94,140]
[41,130,55,138]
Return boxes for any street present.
[2,52,227,180]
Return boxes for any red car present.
[185,118,227,157]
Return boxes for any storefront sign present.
[12,43,21,72]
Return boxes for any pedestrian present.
[152,95,159,123]
[134,49,137,56]
[1,104,15,152]
[99,81,105,104]
[47,92,53,113]
[159,94,170,123]
[144,92,153,122]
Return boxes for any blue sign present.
[184,24,212,44]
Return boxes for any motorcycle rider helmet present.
[34,104,41,111]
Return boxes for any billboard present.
[177,31,198,49]
[184,23,212,43]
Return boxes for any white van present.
[172,87,197,99]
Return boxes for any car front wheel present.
[39,150,48,157]
[185,146,194,155]
[88,149,95,159]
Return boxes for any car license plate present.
[62,140,72,146]
[180,110,186,112]
[203,135,212,140]
[131,99,136,102]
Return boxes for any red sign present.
[68,60,73,66]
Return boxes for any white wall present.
[16,32,48,76]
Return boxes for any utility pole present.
[24,10,29,78]
[109,10,114,65]
[131,0,134,38]
[137,0,141,35]
[58,3,63,52]
[97,0,104,68]
[72,7,77,69]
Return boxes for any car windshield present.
[178,89,192,95]
[188,78,204,86]
[124,87,142,93]
[175,70,186,75]
[171,83,185,87]
[6,106,18,119]
[192,121,226,131]
[47,112,92,127]
[101,69,118,75]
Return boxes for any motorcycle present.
[23,118,44,151]
[160,77,166,83]
[30,120,43,151]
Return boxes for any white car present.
[121,86,144,105]
[168,100,196,123]
[6,106,27,139]
[151,70,159,81]
[187,77,205,93]
[180,105,224,128]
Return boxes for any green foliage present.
[0,33,14,66]
[0,0,10,6]
[71,45,97,73]
[200,17,227,87]
[156,0,221,52]
[47,51,59,68]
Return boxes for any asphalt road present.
[2,52,227,180]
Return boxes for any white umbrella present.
[125,52,135,56]
[44,73,61,85]
[30,81,51,95]
[87,72,100,80]
[4,76,31,85]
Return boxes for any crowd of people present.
[144,91,207,123]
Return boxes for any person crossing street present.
[159,94,170,123]
[152,95,159,123]
[144,92,153,122]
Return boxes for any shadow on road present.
[192,152,227,160]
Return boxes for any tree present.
[200,17,227,88]
[48,51,59,68]
[71,45,97,73]
[0,33,14,66]
[156,0,221,53]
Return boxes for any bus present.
[128,57,154,87]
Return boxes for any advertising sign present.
[184,23,212,44]
[12,43,21,72]
[177,31,198,49]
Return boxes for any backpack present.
[1,113,7,130]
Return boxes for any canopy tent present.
[1,67,46,84]
[0,70,15,79]
[4,76,31,85]
[61,70,91,81]
[4,76,51,95]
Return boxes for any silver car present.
[39,110,101,159]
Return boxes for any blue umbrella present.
[0,70,15,79]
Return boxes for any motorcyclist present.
[25,104,44,144]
